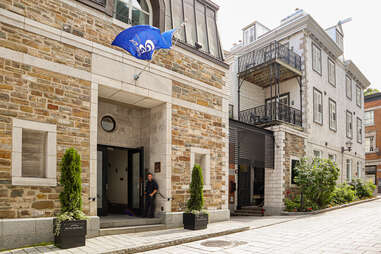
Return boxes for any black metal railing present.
[239,102,302,127]
[238,41,302,74]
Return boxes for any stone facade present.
[0,57,91,219]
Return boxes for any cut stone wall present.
[171,105,227,212]
[0,57,91,218]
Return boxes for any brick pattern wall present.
[0,23,91,72]
[171,105,226,211]
[283,132,305,198]
[0,0,225,88]
[172,81,222,110]
[0,57,91,218]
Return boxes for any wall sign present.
[101,115,116,132]
[154,162,161,173]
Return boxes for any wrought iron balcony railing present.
[238,41,302,74]
[239,102,302,127]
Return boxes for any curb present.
[102,226,250,253]
[281,196,381,216]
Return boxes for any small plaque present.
[154,162,161,173]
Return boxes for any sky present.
[213,0,380,90]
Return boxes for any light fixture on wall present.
[195,41,203,50]
[341,140,353,153]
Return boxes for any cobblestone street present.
[146,199,381,254]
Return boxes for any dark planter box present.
[54,219,87,249]
[183,212,208,230]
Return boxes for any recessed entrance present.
[97,145,144,217]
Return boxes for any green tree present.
[59,148,82,213]
[187,164,204,212]
[364,88,380,96]
[295,158,339,209]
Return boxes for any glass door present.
[128,147,144,215]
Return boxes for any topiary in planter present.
[183,164,208,230]
[54,148,87,249]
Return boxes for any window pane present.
[346,76,352,99]
[312,44,321,73]
[183,0,196,45]
[164,0,172,30]
[356,85,361,107]
[22,129,47,178]
[206,7,219,58]
[291,159,299,185]
[132,7,149,25]
[172,0,185,41]
[328,59,335,85]
[195,2,208,52]
[115,0,130,24]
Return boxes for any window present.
[291,159,299,185]
[243,26,255,45]
[328,58,336,86]
[364,111,374,126]
[346,75,352,100]
[183,0,196,45]
[313,150,322,158]
[229,104,234,119]
[190,147,210,190]
[357,118,362,144]
[336,31,343,50]
[365,136,375,152]
[313,88,323,124]
[114,0,151,26]
[329,99,337,131]
[357,161,361,178]
[328,154,336,162]
[346,159,352,182]
[346,111,353,139]
[195,1,208,52]
[12,119,57,186]
[206,7,219,58]
[312,43,321,74]
[164,0,172,31]
[77,0,113,16]
[171,0,185,41]
[356,84,362,107]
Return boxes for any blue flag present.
[112,25,176,60]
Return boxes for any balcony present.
[239,102,302,128]
[238,41,302,87]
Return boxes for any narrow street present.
[146,199,381,254]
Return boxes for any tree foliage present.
[59,148,82,213]
[187,164,204,212]
[294,158,339,208]
[364,88,380,96]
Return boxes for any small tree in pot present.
[54,148,87,249]
[183,164,208,230]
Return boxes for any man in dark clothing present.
[143,173,158,218]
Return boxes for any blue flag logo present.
[112,25,176,60]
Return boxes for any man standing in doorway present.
[144,173,158,218]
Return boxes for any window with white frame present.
[356,161,361,178]
[313,88,323,124]
[12,119,57,186]
[356,84,362,107]
[328,153,336,162]
[313,150,322,158]
[114,0,152,26]
[365,136,375,152]
[328,58,336,86]
[357,117,362,144]
[346,75,352,100]
[243,26,255,45]
[364,111,374,126]
[329,98,337,131]
[312,43,321,74]
[346,159,352,182]
[190,147,210,190]
[346,111,353,139]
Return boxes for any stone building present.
[0,0,230,250]
[364,93,381,193]
[226,9,370,215]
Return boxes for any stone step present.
[100,217,162,228]
[231,212,264,216]
[238,208,264,212]
[99,224,166,236]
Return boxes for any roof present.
[365,92,381,103]
[344,60,371,89]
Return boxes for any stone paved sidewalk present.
[0,216,299,254]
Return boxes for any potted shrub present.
[183,164,208,230]
[54,148,87,249]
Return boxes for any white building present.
[227,9,371,215]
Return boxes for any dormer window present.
[243,26,255,45]
[336,30,343,50]
[242,22,270,46]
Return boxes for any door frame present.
[97,144,145,216]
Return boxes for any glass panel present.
[346,76,352,99]
[97,151,103,209]
[183,0,196,45]
[195,1,208,52]
[132,7,149,25]
[115,0,130,24]
[132,152,140,209]
[206,7,219,58]
[172,0,185,41]
[22,129,46,178]
[137,0,149,12]
[164,0,172,31]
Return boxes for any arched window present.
[114,0,152,26]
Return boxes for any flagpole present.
[133,23,186,81]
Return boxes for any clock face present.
[101,116,116,132]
